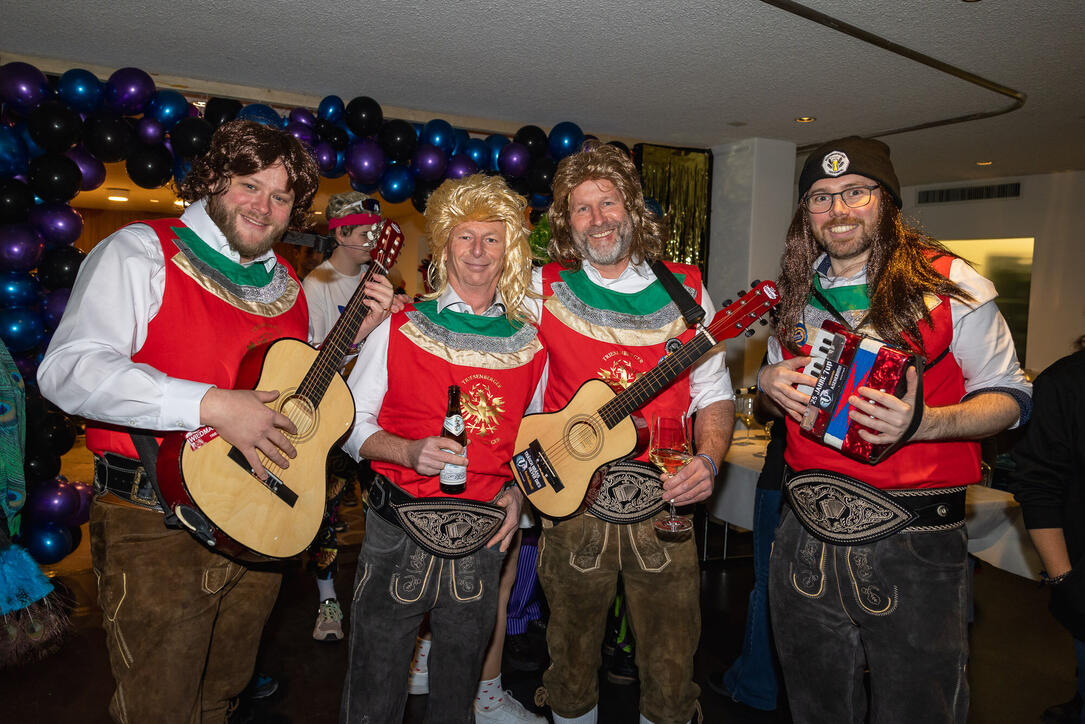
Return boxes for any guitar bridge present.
[512,440,564,495]
[227,446,299,507]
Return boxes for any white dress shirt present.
[37,200,282,432]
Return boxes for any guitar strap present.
[650,260,705,327]
[128,432,180,528]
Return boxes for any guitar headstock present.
[706,280,780,342]
[372,220,405,271]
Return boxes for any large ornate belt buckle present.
[129,466,160,506]
[587,459,665,524]
[393,499,505,558]
[785,470,915,545]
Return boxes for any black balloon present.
[607,140,631,157]
[28,412,77,457]
[377,119,418,162]
[506,176,530,198]
[28,154,82,203]
[344,96,383,138]
[126,144,174,189]
[203,97,243,128]
[0,178,34,224]
[514,125,549,160]
[36,245,86,290]
[83,113,134,163]
[529,208,546,226]
[28,100,83,153]
[24,451,62,482]
[528,157,557,196]
[170,117,213,158]
[410,178,440,214]
[317,120,350,151]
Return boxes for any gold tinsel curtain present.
[636,144,712,272]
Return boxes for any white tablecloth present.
[707,437,1042,580]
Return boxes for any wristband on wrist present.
[1041,569,1073,586]
[694,452,718,478]
[756,366,766,393]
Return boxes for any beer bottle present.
[439,384,467,495]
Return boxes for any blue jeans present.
[722,486,782,710]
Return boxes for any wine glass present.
[649,412,694,541]
[733,392,757,445]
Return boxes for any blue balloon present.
[317,95,344,123]
[57,69,102,113]
[334,117,358,144]
[379,166,415,204]
[452,129,470,156]
[350,178,379,194]
[236,103,281,128]
[530,193,553,209]
[411,122,423,139]
[325,149,347,179]
[16,122,46,159]
[0,271,42,307]
[173,155,193,184]
[462,138,489,169]
[0,305,47,353]
[421,119,455,156]
[22,520,73,564]
[149,89,189,130]
[0,125,29,177]
[485,134,509,172]
[549,121,585,160]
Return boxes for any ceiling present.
[2,0,1083,189]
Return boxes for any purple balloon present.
[104,67,156,115]
[498,142,531,179]
[445,154,479,180]
[187,103,201,118]
[29,202,83,247]
[313,141,337,174]
[284,121,318,149]
[0,62,52,115]
[411,143,448,182]
[42,287,70,327]
[289,107,317,127]
[65,480,93,526]
[346,139,387,185]
[66,144,106,191]
[26,479,81,524]
[0,223,45,272]
[136,116,165,146]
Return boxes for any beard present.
[812,213,877,265]
[573,216,634,266]
[206,194,289,260]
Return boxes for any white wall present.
[902,170,1085,373]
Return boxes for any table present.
[707,437,1042,580]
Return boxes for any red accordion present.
[798,321,920,464]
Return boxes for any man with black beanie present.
[758,136,1031,723]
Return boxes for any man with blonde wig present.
[340,174,547,723]
[532,142,735,724]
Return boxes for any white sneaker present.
[312,598,343,642]
[407,642,429,695]
[474,690,546,723]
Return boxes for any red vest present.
[374,301,547,501]
[86,218,309,459]
[783,254,982,489]
[538,262,701,464]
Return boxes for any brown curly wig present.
[177,120,319,230]
[547,141,666,269]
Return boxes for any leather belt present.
[784,467,965,545]
[586,459,665,524]
[369,475,506,558]
[93,453,164,512]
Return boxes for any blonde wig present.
[424,174,538,324]
[547,141,665,269]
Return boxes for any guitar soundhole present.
[278,392,318,443]
[564,415,602,460]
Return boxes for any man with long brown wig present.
[339,174,546,724]
[39,120,320,722]
[759,136,1031,723]
[532,142,734,724]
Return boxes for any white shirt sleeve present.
[341,315,391,460]
[688,284,735,413]
[36,224,213,431]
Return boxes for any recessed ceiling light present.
[106,188,129,202]
[976,160,993,166]
[795,116,816,123]
[727,121,748,128]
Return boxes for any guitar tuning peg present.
[744,328,756,337]
[759,318,768,326]
[751,279,761,286]
[737,291,745,298]
[722,299,733,306]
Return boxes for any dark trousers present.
[538,513,701,724]
[768,508,969,724]
[340,510,506,724]
[89,498,281,723]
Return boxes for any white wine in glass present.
[649,413,694,540]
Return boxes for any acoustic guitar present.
[511,281,780,517]
[156,222,405,559]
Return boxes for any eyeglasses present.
[802,185,879,214]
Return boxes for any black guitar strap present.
[128,432,180,528]
[650,260,705,327]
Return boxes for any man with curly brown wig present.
[39,120,319,722]
[759,136,1031,723]
[532,142,734,724]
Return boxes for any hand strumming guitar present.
[199,387,298,480]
